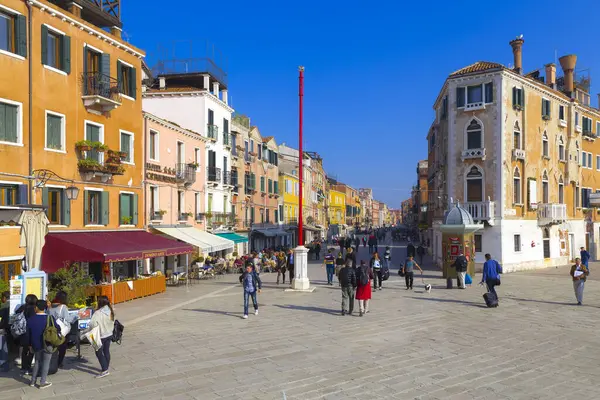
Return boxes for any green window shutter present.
[260,176,265,192]
[62,190,71,226]
[16,15,27,58]
[0,103,18,143]
[274,181,278,194]
[17,185,28,204]
[456,87,465,107]
[61,35,70,74]
[46,114,61,149]
[132,194,138,225]
[100,191,109,225]
[119,193,125,222]
[83,191,89,225]
[41,24,48,65]
[268,179,272,193]
[512,87,516,106]
[129,67,137,99]
[83,46,87,74]
[100,53,110,76]
[42,187,48,208]
[0,103,5,142]
[117,61,123,93]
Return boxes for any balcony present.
[223,133,231,148]
[244,153,255,164]
[81,72,121,113]
[231,146,238,158]
[538,203,567,226]
[583,130,596,140]
[207,212,236,227]
[464,102,485,111]
[512,148,526,160]
[50,0,121,29]
[207,166,221,185]
[207,124,218,141]
[461,148,486,161]
[176,163,196,186]
[222,171,233,186]
[464,200,495,226]
[149,211,163,222]
[559,119,567,128]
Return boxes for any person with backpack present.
[338,259,357,316]
[86,296,115,378]
[0,291,10,372]
[402,256,423,290]
[47,291,75,369]
[355,261,373,317]
[239,263,262,319]
[323,248,336,286]
[370,252,383,291]
[286,249,294,285]
[14,294,38,375]
[27,300,59,389]
[452,252,469,289]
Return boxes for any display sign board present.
[590,193,600,207]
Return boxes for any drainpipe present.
[26,1,33,200]
[143,116,147,230]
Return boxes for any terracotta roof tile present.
[449,61,505,77]
[262,136,274,143]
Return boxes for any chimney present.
[509,38,525,74]
[159,77,166,90]
[110,26,122,39]
[545,63,556,89]
[67,2,82,17]
[559,54,577,95]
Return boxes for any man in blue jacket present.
[580,247,590,272]
[239,263,262,319]
[481,253,502,297]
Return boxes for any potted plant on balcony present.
[118,151,128,158]
[182,212,193,218]
[158,210,167,216]
[75,140,93,151]
[91,142,109,152]
[188,162,199,169]
[121,216,132,225]
[78,158,101,172]
[105,164,125,175]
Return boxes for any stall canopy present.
[154,226,234,253]
[254,229,288,237]
[41,231,193,273]
[215,232,248,244]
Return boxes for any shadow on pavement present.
[183,308,241,318]
[273,304,339,315]
[407,296,487,308]
[505,297,576,306]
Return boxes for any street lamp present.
[65,185,80,201]
[32,169,79,200]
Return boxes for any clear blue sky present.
[125,0,600,208]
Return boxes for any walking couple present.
[338,260,372,317]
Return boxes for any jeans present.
[31,350,52,384]
[95,336,112,372]
[373,269,383,289]
[243,290,258,316]
[21,345,33,372]
[457,271,466,288]
[277,269,286,284]
[486,278,498,296]
[573,280,585,303]
[368,245,373,254]
[405,271,414,289]
[358,299,369,313]
[341,286,354,314]
[288,266,294,283]
[326,265,335,284]
[57,341,68,367]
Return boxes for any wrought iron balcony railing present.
[176,163,196,185]
[207,166,221,183]
[207,124,218,141]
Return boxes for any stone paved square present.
[1,244,600,399]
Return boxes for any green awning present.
[215,232,248,244]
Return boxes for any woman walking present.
[570,257,589,305]
[370,252,383,290]
[276,252,287,285]
[47,291,74,369]
[87,296,115,378]
[356,261,373,317]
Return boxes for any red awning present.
[41,231,193,273]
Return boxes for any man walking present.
[481,253,502,299]
[323,248,336,286]
[406,242,416,258]
[452,251,468,289]
[315,241,321,261]
[239,263,262,319]
[402,256,423,290]
[417,244,425,265]
[338,260,357,316]
[580,247,590,273]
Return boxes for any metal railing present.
[223,133,230,146]
[176,163,196,185]
[207,166,221,183]
[231,147,238,157]
[207,212,236,226]
[81,72,121,102]
[150,211,162,221]
[538,203,567,225]
[207,124,218,141]
[222,170,231,186]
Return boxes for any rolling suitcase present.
[483,291,498,308]
[47,350,59,375]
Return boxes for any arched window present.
[558,136,565,161]
[542,131,549,158]
[513,167,522,204]
[466,119,483,149]
[543,228,551,258]
[514,121,521,149]
[558,175,564,204]
[466,166,483,202]
[542,170,549,203]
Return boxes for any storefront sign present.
[142,251,166,259]
[9,279,22,315]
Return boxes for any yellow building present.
[328,190,346,225]
[280,172,299,224]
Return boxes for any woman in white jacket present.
[88,296,115,378]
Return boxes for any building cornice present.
[143,111,207,142]
[142,90,234,113]
[29,0,145,58]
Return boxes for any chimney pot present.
[509,38,525,75]
[159,77,166,89]
[545,63,556,88]
[110,26,122,39]
[67,2,82,17]
[559,54,577,95]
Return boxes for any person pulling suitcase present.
[480,253,502,307]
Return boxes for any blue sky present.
[125,0,600,208]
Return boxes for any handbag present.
[56,318,71,337]
[495,277,501,286]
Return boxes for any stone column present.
[291,245,310,290]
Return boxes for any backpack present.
[43,315,65,348]
[382,267,390,281]
[112,320,124,344]
[10,312,27,337]
[357,267,369,286]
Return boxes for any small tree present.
[0,279,9,293]
[47,264,94,308]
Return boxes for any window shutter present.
[117,61,122,93]
[41,187,48,208]
[2,103,18,143]
[100,53,110,77]
[485,82,493,103]
[100,191,109,225]
[41,25,48,65]
[16,15,27,58]
[456,87,465,107]
[62,190,71,226]
[17,184,28,205]
[132,194,138,225]
[261,176,265,192]
[61,35,70,74]
[83,46,87,75]
[512,87,516,106]
[129,67,137,99]
[83,191,89,225]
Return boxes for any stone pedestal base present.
[286,245,315,293]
